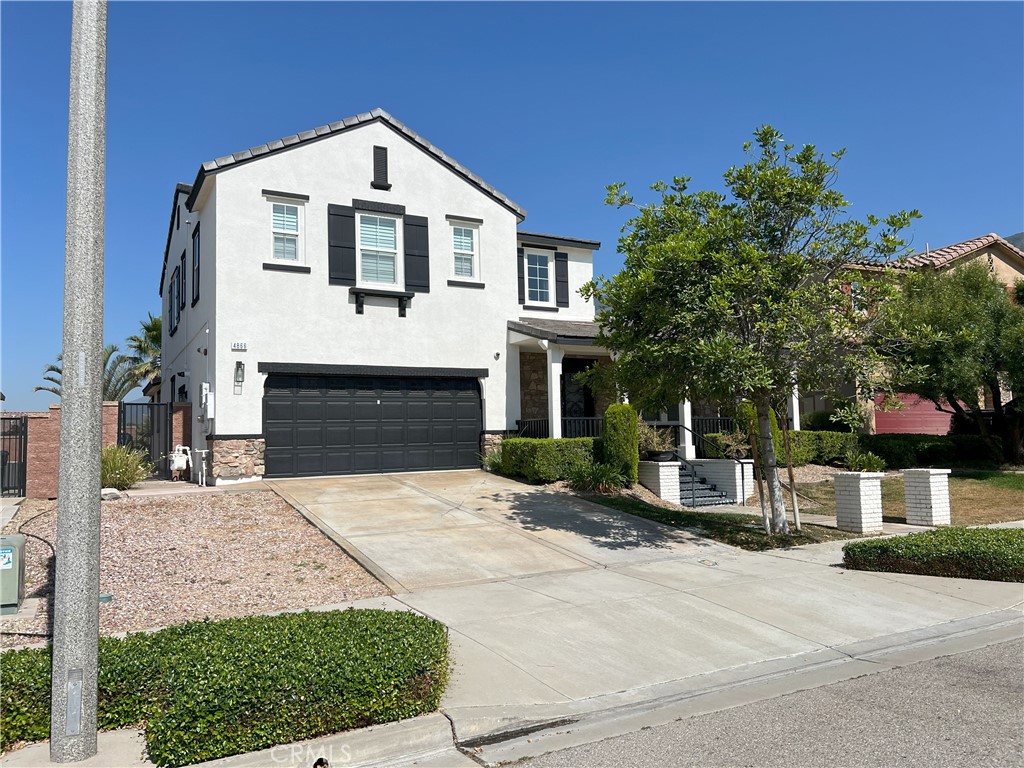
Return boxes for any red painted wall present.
[874,393,952,435]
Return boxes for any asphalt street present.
[526,638,1024,768]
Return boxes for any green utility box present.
[0,533,26,615]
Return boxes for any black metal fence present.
[515,417,605,439]
[1,416,28,497]
[117,402,172,479]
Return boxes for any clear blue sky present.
[2,1,1022,411]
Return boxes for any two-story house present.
[158,109,614,483]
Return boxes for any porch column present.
[678,399,696,460]
[788,387,801,431]
[544,342,564,439]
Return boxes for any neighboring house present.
[158,108,641,483]
[801,233,1024,435]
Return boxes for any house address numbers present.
[231,342,247,351]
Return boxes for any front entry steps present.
[678,464,734,507]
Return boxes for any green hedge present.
[858,434,1002,469]
[703,429,857,467]
[500,437,598,483]
[0,610,449,766]
[843,528,1024,582]
[603,404,639,484]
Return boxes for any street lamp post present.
[49,0,107,761]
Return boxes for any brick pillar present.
[101,401,119,447]
[903,468,951,527]
[834,472,884,534]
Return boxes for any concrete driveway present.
[267,470,1023,759]
[267,470,729,592]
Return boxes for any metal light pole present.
[50,0,107,761]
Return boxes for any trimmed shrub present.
[603,403,639,484]
[816,431,860,465]
[856,433,999,469]
[500,437,597,483]
[843,528,1024,582]
[0,610,449,765]
[100,444,153,490]
[567,462,627,493]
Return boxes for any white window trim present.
[525,251,554,305]
[450,222,480,280]
[265,196,305,264]
[356,211,403,288]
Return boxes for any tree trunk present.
[754,398,789,534]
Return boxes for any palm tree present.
[126,312,162,384]
[34,344,141,401]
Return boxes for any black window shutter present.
[328,204,356,286]
[555,251,569,307]
[404,215,430,293]
[371,146,391,190]
[179,252,186,309]
[517,247,525,304]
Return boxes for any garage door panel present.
[325,401,353,421]
[381,402,406,421]
[407,425,431,445]
[295,401,324,421]
[325,452,352,473]
[264,401,295,422]
[354,401,379,420]
[263,374,481,478]
[380,425,406,446]
[325,426,351,447]
[353,426,379,447]
[432,425,454,444]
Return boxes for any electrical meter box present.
[0,533,26,615]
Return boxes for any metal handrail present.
[647,421,748,507]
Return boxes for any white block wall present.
[638,461,681,504]
[834,472,885,534]
[904,469,952,526]
[686,459,755,505]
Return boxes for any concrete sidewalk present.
[5,471,1022,767]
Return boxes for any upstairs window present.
[168,266,180,334]
[527,253,550,303]
[191,224,201,304]
[452,225,477,279]
[358,213,399,285]
[272,203,300,261]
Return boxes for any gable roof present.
[183,108,526,221]
[898,233,1024,270]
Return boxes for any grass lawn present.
[798,472,1024,526]
[583,494,860,551]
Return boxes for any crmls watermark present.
[270,743,353,765]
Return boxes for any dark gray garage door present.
[263,374,482,477]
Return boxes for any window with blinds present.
[272,203,299,260]
[452,225,476,278]
[359,214,398,284]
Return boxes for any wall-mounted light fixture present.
[234,361,245,384]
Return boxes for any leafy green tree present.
[878,262,1024,462]
[126,312,162,384]
[33,344,141,401]
[586,126,918,533]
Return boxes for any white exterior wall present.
[518,245,595,320]
[208,121,530,435]
[160,186,217,458]
[686,459,754,505]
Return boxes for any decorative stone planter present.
[834,472,884,535]
[903,468,952,527]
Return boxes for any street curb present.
[450,611,1024,766]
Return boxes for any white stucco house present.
[158,108,630,483]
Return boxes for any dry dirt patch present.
[1,491,388,647]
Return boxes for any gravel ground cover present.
[0,491,388,648]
